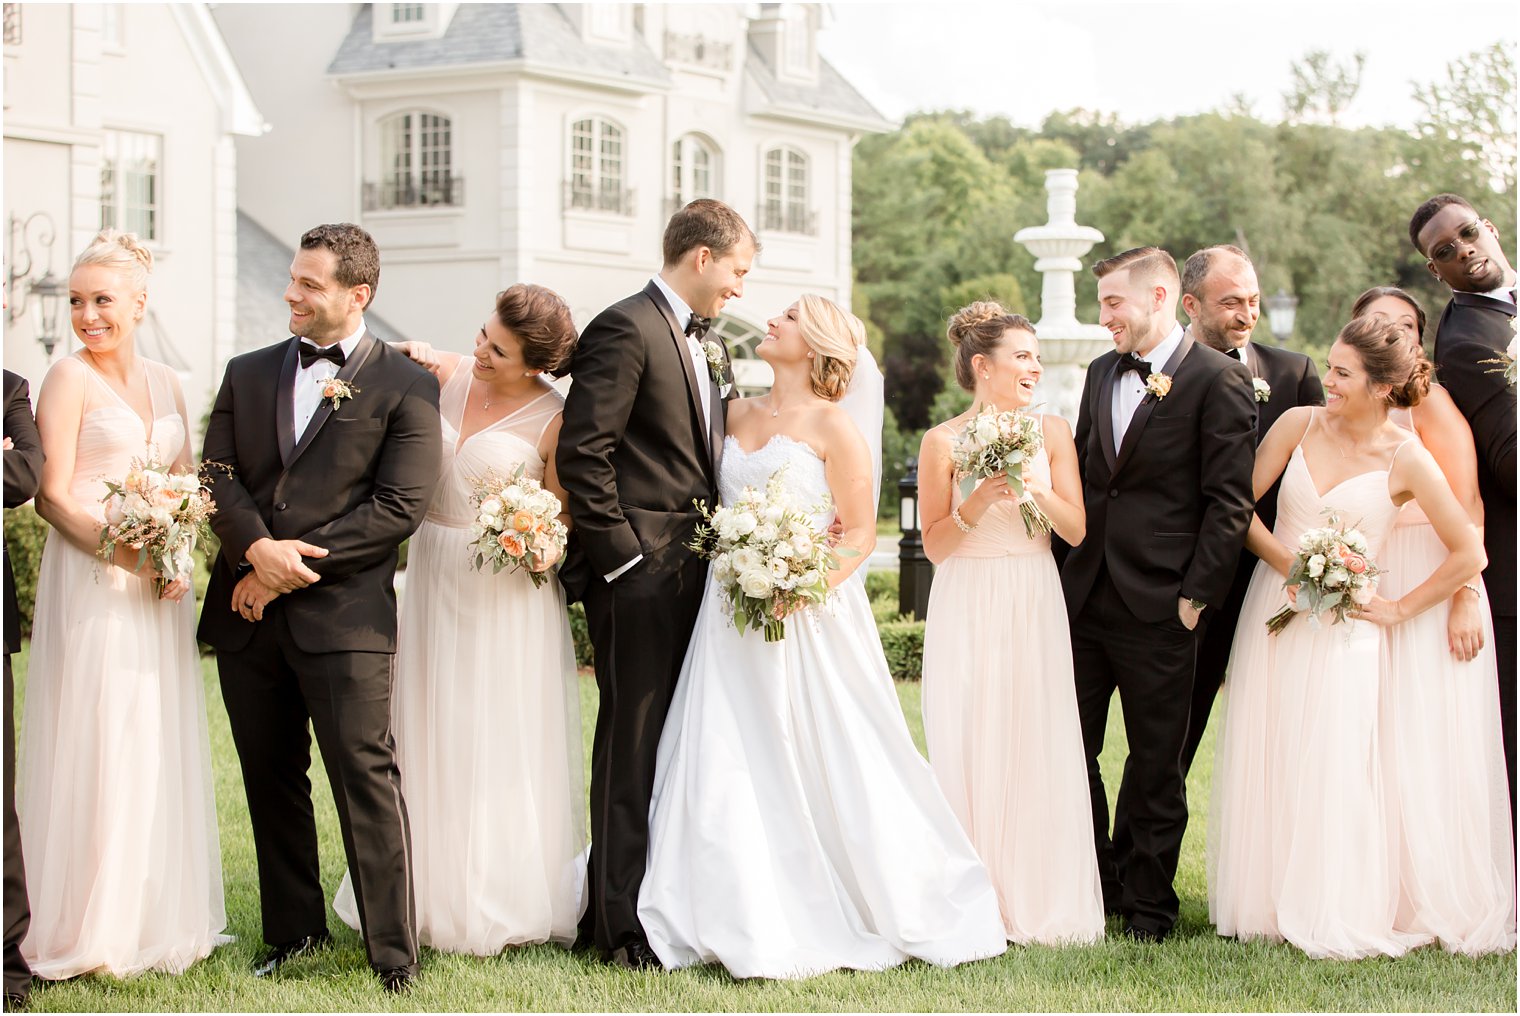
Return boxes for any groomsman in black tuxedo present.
[1062,247,1255,942]
[3,371,41,1010]
[1410,193,1517,821]
[1176,246,1323,774]
[557,200,754,969]
[199,224,440,992]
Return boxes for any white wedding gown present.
[637,434,1007,979]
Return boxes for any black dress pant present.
[1181,558,1252,775]
[1495,613,1516,827]
[218,606,417,974]
[579,536,707,956]
[3,655,30,999]
[1072,567,1200,936]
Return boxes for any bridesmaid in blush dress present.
[917,302,1103,946]
[333,284,587,954]
[1208,316,1486,959]
[1350,287,1514,955]
[22,231,229,978]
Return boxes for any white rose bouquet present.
[1265,512,1382,635]
[98,452,217,597]
[688,467,840,642]
[949,404,1052,539]
[466,465,567,588]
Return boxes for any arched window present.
[761,146,813,235]
[710,316,772,395]
[671,133,719,210]
[568,116,631,215]
[370,110,458,210]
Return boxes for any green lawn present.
[9,646,1516,1012]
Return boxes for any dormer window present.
[372,2,456,42]
[780,5,817,82]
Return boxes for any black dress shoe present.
[3,991,28,1012]
[251,931,332,977]
[1122,921,1167,943]
[610,941,662,971]
[378,967,414,993]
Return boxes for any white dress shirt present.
[292,319,366,438]
[1112,323,1185,447]
[605,278,715,584]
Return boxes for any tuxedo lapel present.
[1096,358,1119,472]
[1452,289,1519,318]
[289,333,378,468]
[1113,333,1194,478]
[707,344,727,481]
[642,282,712,461]
[1244,343,1263,381]
[276,338,300,468]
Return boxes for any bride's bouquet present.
[949,404,1052,539]
[688,467,840,642]
[466,466,567,588]
[98,452,217,597]
[1265,512,1382,635]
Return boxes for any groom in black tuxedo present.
[3,371,42,1009]
[1410,193,1517,822]
[557,199,755,969]
[1063,247,1256,941]
[1176,246,1323,774]
[200,224,440,992]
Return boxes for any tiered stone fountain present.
[1013,169,1113,424]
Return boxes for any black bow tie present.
[684,315,712,341]
[299,343,346,369]
[1116,355,1153,378]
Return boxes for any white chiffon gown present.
[1379,409,1514,955]
[921,432,1104,945]
[637,435,1007,979]
[1209,415,1431,959]
[19,356,229,978]
[335,370,586,952]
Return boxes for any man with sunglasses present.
[1410,193,1517,824]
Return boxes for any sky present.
[815,1,1520,131]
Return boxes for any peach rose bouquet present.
[98,450,217,597]
[1265,511,1382,635]
[466,466,567,588]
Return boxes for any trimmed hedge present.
[4,508,921,681]
[3,505,48,638]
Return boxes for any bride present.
[636,295,1007,979]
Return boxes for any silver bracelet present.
[1460,582,1481,597]
[951,507,976,534]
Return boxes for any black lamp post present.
[897,456,933,620]
[29,270,68,357]
[1264,288,1299,344]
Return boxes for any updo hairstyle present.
[72,229,154,293]
[495,283,579,373]
[795,294,863,401]
[1334,314,1432,409]
[946,301,1036,392]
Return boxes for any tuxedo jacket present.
[1240,342,1324,533]
[1063,334,1257,625]
[3,371,43,656]
[1434,290,1517,617]
[556,281,731,601]
[197,333,441,654]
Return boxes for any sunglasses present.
[1429,220,1485,264]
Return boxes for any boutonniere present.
[1145,372,1173,401]
[1481,334,1516,388]
[702,339,728,386]
[319,377,360,410]
[1252,377,1272,403]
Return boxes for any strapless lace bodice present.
[719,434,835,531]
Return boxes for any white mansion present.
[214,2,892,390]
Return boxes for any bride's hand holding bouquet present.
[97,451,217,602]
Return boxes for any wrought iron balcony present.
[757,204,818,237]
[362,176,463,212]
[564,182,636,217]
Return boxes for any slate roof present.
[745,41,890,130]
[324,4,888,129]
[327,3,671,86]
[236,211,412,354]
